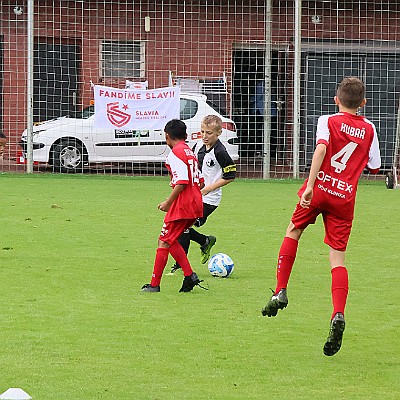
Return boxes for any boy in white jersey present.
[261,77,381,356]
[171,115,236,273]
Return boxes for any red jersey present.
[164,141,204,222]
[299,112,381,220]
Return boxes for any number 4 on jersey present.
[331,142,358,173]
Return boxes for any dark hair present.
[164,119,187,140]
[336,77,365,109]
[0,132,6,139]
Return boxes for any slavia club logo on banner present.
[106,102,131,128]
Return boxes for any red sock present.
[150,247,169,287]
[331,266,348,319]
[275,236,298,293]
[169,242,193,277]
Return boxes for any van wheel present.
[385,171,394,189]
[52,140,87,173]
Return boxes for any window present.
[101,41,145,78]
[180,98,198,120]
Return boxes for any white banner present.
[94,85,180,130]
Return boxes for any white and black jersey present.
[193,139,236,206]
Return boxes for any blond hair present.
[201,115,222,132]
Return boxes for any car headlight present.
[21,129,46,141]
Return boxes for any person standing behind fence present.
[249,80,278,157]
[261,77,381,356]
[0,132,7,158]
[141,119,207,293]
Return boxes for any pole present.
[26,0,34,173]
[262,0,272,180]
[293,0,302,178]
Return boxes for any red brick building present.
[1,0,399,174]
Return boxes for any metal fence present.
[1,0,399,179]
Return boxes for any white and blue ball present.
[208,253,234,278]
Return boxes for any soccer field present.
[0,174,399,399]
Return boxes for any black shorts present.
[194,203,218,227]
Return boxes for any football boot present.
[261,288,288,317]
[200,235,216,264]
[323,312,346,356]
[141,284,160,292]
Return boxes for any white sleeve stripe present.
[367,126,381,170]
[316,114,330,143]
[168,151,188,182]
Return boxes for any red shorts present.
[159,219,196,245]
[291,203,353,251]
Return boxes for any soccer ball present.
[208,253,234,278]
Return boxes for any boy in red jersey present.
[261,77,381,356]
[141,119,206,293]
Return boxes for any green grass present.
[0,173,399,399]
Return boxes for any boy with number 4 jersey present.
[261,77,381,356]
